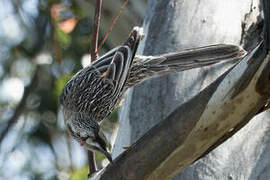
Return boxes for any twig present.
[97,0,129,53]
[88,0,129,175]
[89,0,103,175]
[0,66,40,146]
[90,0,102,62]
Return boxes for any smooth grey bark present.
[111,0,268,179]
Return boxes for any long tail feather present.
[126,44,246,88]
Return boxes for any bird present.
[59,27,246,163]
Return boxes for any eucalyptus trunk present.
[92,0,270,179]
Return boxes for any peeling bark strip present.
[196,44,270,162]
[147,43,269,180]
[230,42,265,98]
[256,54,270,96]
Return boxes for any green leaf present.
[54,74,73,99]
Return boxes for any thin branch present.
[89,0,103,175]
[97,0,129,53]
[90,0,102,62]
[0,66,40,146]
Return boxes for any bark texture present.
[111,0,269,179]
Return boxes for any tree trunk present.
[112,0,268,179]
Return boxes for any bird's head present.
[66,117,112,163]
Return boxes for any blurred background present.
[0,0,146,179]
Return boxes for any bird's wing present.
[59,45,133,121]
[60,27,143,121]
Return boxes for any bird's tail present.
[126,44,246,88]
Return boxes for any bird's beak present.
[83,129,113,163]
[101,149,113,163]
[84,136,113,163]
[96,129,113,163]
